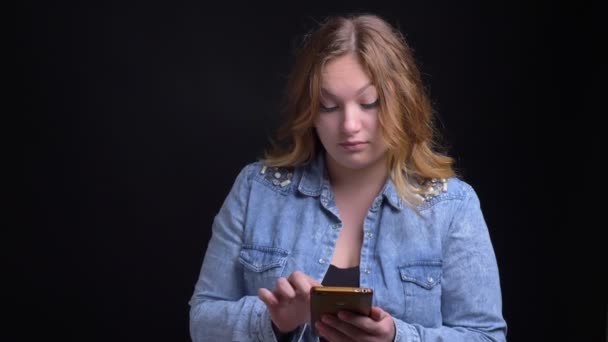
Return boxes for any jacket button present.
[318,258,325,264]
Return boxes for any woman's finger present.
[370,306,387,321]
[321,314,367,340]
[288,271,315,299]
[257,288,278,306]
[316,320,351,342]
[273,277,296,301]
[336,310,381,335]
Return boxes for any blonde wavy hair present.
[264,14,455,206]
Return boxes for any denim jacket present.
[189,153,507,341]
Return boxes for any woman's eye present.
[361,99,379,110]
[320,104,338,112]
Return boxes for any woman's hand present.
[315,306,396,342]
[257,271,321,334]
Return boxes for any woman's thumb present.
[370,306,385,321]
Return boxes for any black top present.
[321,264,360,287]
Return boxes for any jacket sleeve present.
[188,164,305,342]
[393,184,507,342]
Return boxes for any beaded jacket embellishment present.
[260,165,293,187]
[417,178,448,201]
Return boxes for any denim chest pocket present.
[398,261,442,326]
[238,245,289,293]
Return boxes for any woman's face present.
[314,53,388,172]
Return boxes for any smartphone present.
[310,286,373,336]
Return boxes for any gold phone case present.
[310,286,373,336]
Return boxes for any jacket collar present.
[297,152,327,197]
[297,151,403,211]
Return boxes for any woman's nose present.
[342,105,362,134]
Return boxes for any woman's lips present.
[339,141,368,152]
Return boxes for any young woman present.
[189,14,507,342]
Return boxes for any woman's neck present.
[325,154,388,195]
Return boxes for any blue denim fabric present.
[189,153,507,341]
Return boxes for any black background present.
[18,1,605,341]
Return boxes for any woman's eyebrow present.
[320,83,373,98]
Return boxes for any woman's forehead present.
[320,55,375,96]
